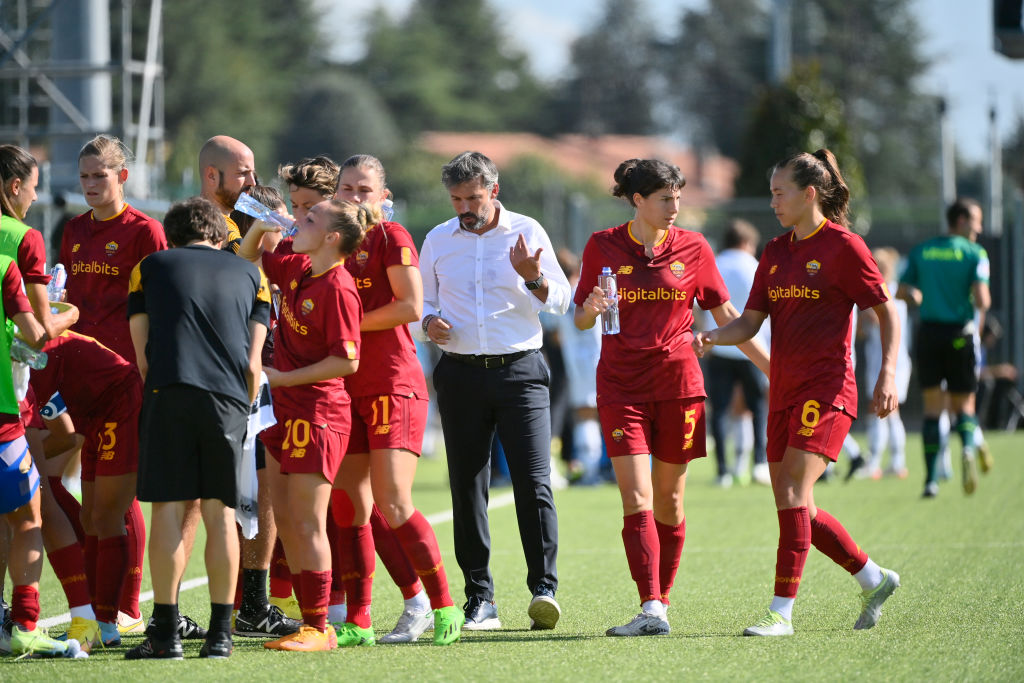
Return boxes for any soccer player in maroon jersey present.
[238,199,366,652]
[332,154,463,645]
[59,135,166,634]
[694,149,901,636]
[30,331,143,651]
[575,159,769,637]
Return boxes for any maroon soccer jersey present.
[30,331,140,423]
[576,222,729,406]
[261,250,363,428]
[16,228,48,285]
[746,220,889,417]
[60,205,167,364]
[343,221,427,398]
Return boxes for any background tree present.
[669,0,938,201]
[357,0,549,134]
[161,0,322,187]
[551,0,659,136]
[665,0,770,158]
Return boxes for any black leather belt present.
[443,348,537,369]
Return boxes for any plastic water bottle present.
[10,336,47,370]
[381,198,394,222]
[47,264,66,312]
[598,267,620,335]
[234,192,296,237]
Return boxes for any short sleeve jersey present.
[30,331,139,423]
[222,214,243,254]
[127,245,270,406]
[261,250,362,428]
[900,234,988,325]
[343,221,427,398]
[575,222,729,406]
[60,205,167,364]
[746,220,888,416]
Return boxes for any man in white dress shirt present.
[414,152,570,632]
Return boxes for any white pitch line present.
[37,491,519,630]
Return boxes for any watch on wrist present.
[422,314,436,334]
[524,275,545,291]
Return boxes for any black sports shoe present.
[124,634,184,660]
[463,596,501,630]
[234,604,301,638]
[146,614,208,640]
[199,631,233,659]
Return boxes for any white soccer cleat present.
[743,610,794,636]
[379,607,434,643]
[854,568,900,630]
[605,611,670,637]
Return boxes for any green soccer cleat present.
[10,624,72,658]
[743,610,794,637]
[854,568,900,630]
[432,605,464,646]
[334,622,375,647]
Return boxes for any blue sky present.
[322,0,1024,163]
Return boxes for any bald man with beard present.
[199,136,257,254]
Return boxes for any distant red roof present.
[418,132,738,208]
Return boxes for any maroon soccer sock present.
[12,585,40,631]
[84,534,98,600]
[330,488,355,527]
[118,498,145,619]
[371,504,423,600]
[655,517,686,605]
[290,572,304,611]
[269,538,292,599]
[47,543,92,609]
[775,507,811,598]
[340,524,374,629]
[94,535,129,623]
[47,476,85,543]
[622,510,660,604]
[299,570,331,632]
[393,510,454,609]
[810,508,868,574]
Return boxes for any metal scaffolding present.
[0,0,165,198]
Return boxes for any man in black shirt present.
[126,197,269,660]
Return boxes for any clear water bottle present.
[381,198,394,222]
[10,336,47,370]
[234,192,296,237]
[47,263,66,312]
[598,267,620,335]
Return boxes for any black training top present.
[127,244,271,404]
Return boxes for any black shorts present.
[916,321,978,394]
[136,384,248,508]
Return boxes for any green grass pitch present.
[8,431,1024,681]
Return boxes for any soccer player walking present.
[694,149,901,636]
[575,159,768,636]
[897,198,991,497]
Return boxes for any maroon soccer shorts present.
[767,400,853,463]
[599,397,707,464]
[81,388,142,481]
[262,415,348,483]
[347,393,428,456]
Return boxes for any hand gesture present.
[509,233,542,282]
[692,331,716,358]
